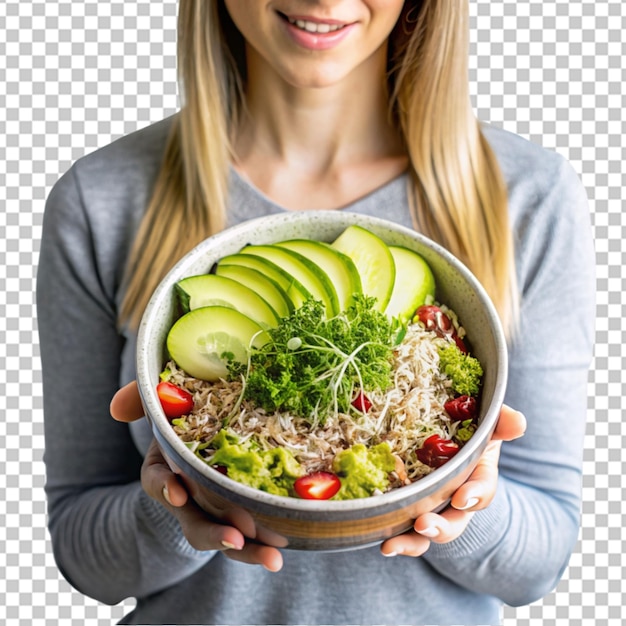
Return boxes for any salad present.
[156,226,483,501]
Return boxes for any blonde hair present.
[120,0,518,335]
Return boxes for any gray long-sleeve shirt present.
[37,116,595,625]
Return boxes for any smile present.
[285,17,346,34]
[277,11,356,51]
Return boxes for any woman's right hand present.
[110,381,284,572]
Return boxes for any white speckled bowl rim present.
[136,211,508,516]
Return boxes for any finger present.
[449,439,502,511]
[412,434,504,541]
[414,508,474,544]
[141,441,248,552]
[223,543,284,572]
[141,439,189,507]
[492,404,526,441]
[176,500,248,553]
[110,380,145,423]
[380,529,431,558]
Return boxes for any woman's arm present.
[38,165,213,605]
[418,154,596,605]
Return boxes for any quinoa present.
[166,320,468,491]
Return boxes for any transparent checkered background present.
[0,1,623,624]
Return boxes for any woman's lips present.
[278,12,357,51]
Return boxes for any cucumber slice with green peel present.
[217,254,310,310]
[331,225,395,311]
[275,239,363,312]
[175,274,280,328]
[385,246,436,323]
[239,245,340,316]
[166,306,269,381]
[214,264,293,319]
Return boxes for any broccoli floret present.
[438,344,483,396]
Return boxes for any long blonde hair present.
[120,0,518,335]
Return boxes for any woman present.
[38,1,594,624]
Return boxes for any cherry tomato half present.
[416,434,460,468]
[294,471,341,500]
[351,391,372,413]
[156,381,194,419]
[415,305,468,353]
[444,395,478,422]
[415,305,453,334]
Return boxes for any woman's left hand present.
[380,404,526,557]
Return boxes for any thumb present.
[110,380,145,423]
[492,404,527,442]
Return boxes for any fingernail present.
[456,497,479,510]
[162,484,173,506]
[263,563,281,572]
[382,551,398,558]
[220,540,241,551]
[416,526,440,538]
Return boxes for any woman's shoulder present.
[482,125,593,304]
[481,123,574,190]
[70,115,175,191]
[481,123,588,227]
[46,115,175,230]
[43,116,177,291]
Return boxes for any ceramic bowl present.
[136,211,508,551]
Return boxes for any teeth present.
[288,17,344,33]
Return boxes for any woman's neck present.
[232,46,407,210]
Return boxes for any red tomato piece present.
[156,381,194,419]
[416,434,460,468]
[351,391,372,413]
[444,395,478,422]
[415,305,453,334]
[415,305,467,353]
[453,334,468,354]
[293,471,341,500]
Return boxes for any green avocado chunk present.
[332,442,396,500]
[208,430,303,496]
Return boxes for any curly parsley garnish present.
[232,295,395,425]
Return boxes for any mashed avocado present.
[332,442,396,500]
[206,431,395,500]
[208,430,303,496]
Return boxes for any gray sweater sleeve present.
[37,157,213,605]
[421,142,596,605]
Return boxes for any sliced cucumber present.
[275,239,363,312]
[217,254,310,310]
[385,246,436,323]
[214,264,293,319]
[239,245,340,316]
[175,274,280,328]
[166,306,269,381]
[331,225,395,311]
